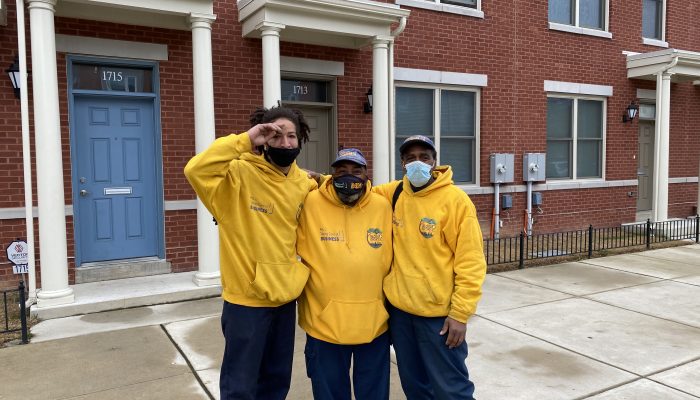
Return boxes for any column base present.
[36,287,75,308]
[193,270,221,287]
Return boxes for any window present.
[395,0,483,18]
[395,86,478,184]
[549,0,606,30]
[546,97,605,180]
[642,0,663,40]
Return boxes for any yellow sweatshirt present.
[184,133,317,307]
[374,166,486,323]
[297,179,393,344]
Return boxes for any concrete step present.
[76,257,172,284]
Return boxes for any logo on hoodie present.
[419,217,437,239]
[366,228,383,248]
[320,228,345,243]
[249,196,274,215]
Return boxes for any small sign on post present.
[6,240,29,274]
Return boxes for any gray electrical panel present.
[532,192,543,206]
[502,194,513,209]
[523,153,546,182]
[490,153,514,183]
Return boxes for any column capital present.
[27,0,56,12]
[662,71,674,79]
[189,13,216,30]
[256,21,286,34]
[372,36,393,47]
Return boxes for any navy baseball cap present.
[331,148,367,167]
[399,135,436,154]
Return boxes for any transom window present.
[549,0,606,30]
[642,0,664,40]
[394,86,478,184]
[546,96,605,180]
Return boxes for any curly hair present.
[249,106,310,149]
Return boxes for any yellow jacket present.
[297,179,393,344]
[374,166,486,323]
[184,133,316,307]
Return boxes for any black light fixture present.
[6,57,20,99]
[363,85,373,113]
[622,101,639,123]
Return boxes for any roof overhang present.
[237,0,410,49]
[627,48,700,83]
[55,0,214,30]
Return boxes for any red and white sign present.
[6,240,29,274]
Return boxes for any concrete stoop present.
[75,257,172,284]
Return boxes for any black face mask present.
[333,174,366,197]
[265,146,301,167]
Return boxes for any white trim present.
[544,80,613,97]
[0,200,198,220]
[395,0,484,18]
[669,177,699,184]
[55,34,168,61]
[395,67,487,87]
[637,89,656,100]
[548,22,612,39]
[459,179,640,195]
[622,50,640,56]
[280,56,344,76]
[643,37,669,48]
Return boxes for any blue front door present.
[74,96,159,263]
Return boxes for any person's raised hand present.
[247,123,282,153]
[303,169,322,184]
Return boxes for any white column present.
[372,37,391,184]
[259,22,285,108]
[654,72,672,222]
[190,13,220,287]
[28,0,73,307]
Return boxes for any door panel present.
[295,107,332,175]
[637,122,654,211]
[74,96,159,263]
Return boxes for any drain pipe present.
[494,183,501,239]
[388,17,406,176]
[526,181,533,236]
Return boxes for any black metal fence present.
[485,216,700,268]
[1,281,29,344]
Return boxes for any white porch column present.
[190,13,220,287]
[259,22,285,108]
[372,37,391,184]
[653,71,672,222]
[28,0,73,306]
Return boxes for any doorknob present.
[80,189,89,197]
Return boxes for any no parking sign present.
[6,240,29,274]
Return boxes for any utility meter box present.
[502,194,513,210]
[523,153,546,182]
[490,154,514,183]
[532,192,543,206]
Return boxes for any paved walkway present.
[1,244,698,399]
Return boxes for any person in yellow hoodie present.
[297,148,393,400]
[374,135,487,400]
[184,107,317,400]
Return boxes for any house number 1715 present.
[102,71,124,82]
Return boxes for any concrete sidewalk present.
[1,244,698,399]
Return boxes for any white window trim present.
[548,0,611,38]
[642,38,669,48]
[55,34,168,60]
[546,94,607,182]
[395,67,487,87]
[395,0,484,19]
[641,0,667,44]
[544,80,613,97]
[393,82,481,186]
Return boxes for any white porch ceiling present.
[627,48,700,83]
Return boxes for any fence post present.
[695,215,699,244]
[587,225,593,259]
[18,281,27,344]
[518,231,525,269]
[646,218,651,249]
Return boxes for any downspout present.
[16,0,36,305]
[388,17,406,179]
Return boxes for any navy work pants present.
[388,303,475,400]
[304,332,390,400]
[219,300,295,400]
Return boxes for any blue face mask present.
[405,161,433,187]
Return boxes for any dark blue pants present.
[304,332,390,400]
[388,303,475,400]
[219,301,295,400]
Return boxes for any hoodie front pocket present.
[396,271,442,306]
[246,261,310,304]
[318,299,389,345]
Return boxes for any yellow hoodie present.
[184,133,316,307]
[374,166,486,323]
[297,179,393,345]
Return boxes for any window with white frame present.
[395,0,483,17]
[546,96,605,180]
[395,86,478,184]
[549,0,606,30]
[642,0,663,40]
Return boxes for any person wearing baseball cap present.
[297,148,393,399]
[373,135,486,400]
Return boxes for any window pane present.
[441,138,473,183]
[441,90,475,138]
[441,0,477,8]
[547,98,573,139]
[643,0,662,39]
[577,140,602,178]
[396,87,434,137]
[577,100,603,139]
[579,0,604,29]
[549,0,573,24]
[546,141,571,178]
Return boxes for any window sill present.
[548,22,612,39]
[395,0,484,19]
[642,37,669,48]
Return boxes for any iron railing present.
[485,216,700,268]
[1,281,28,344]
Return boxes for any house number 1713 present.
[293,85,308,95]
[102,71,124,82]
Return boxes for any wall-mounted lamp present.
[622,101,639,123]
[363,85,373,114]
[6,57,20,99]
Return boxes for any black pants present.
[219,301,295,400]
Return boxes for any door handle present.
[80,189,89,197]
